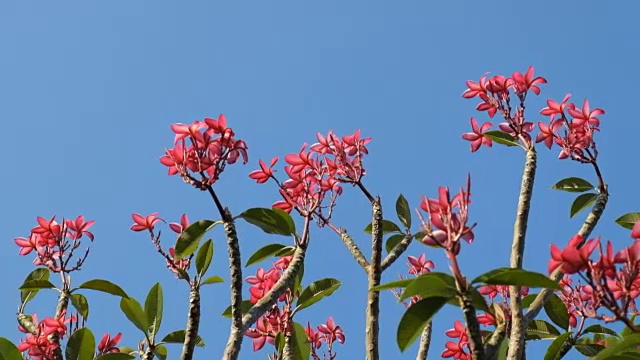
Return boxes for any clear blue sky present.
[1,1,639,359]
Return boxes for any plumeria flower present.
[462,118,492,152]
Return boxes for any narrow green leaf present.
[521,294,538,308]
[95,354,136,360]
[154,345,168,360]
[545,293,570,331]
[471,268,561,290]
[200,275,224,286]
[551,177,595,193]
[221,300,253,318]
[144,283,163,337]
[160,330,205,347]
[397,296,451,351]
[275,246,296,257]
[120,297,148,334]
[274,332,285,354]
[19,279,56,291]
[77,279,128,298]
[385,234,406,253]
[371,279,413,291]
[117,346,137,355]
[574,343,604,356]
[273,207,296,235]
[238,208,294,236]
[20,268,50,305]
[295,278,341,313]
[615,212,640,230]
[246,243,289,267]
[291,322,311,360]
[582,324,619,337]
[174,220,218,260]
[526,320,561,340]
[543,331,573,360]
[363,220,402,234]
[0,337,23,360]
[591,334,640,360]
[483,130,520,147]
[70,293,89,320]
[65,328,96,360]
[570,193,598,218]
[396,194,411,229]
[400,272,457,301]
[195,239,214,277]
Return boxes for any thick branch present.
[221,212,245,360]
[283,330,294,360]
[524,191,608,323]
[241,245,307,331]
[339,230,370,270]
[48,288,70,360]
[366,199,383,360]
[381,234,412,272]
[180,283,201,360]
[507,148,537,360]
[459,293,485,360]
[17,313,38,335]
[415,322,432,360]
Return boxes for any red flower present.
[567,99,605,127]
[548,234,598,274]
[98,333,122,355]
[169,214,190,234]
[131,212,163,232]
[407,254,435,275]
[540,94,575,119]
[317,317,345,344]
[249,157,278,183]
[535,119,563,149]
[461,118,492,152]
[65,215,96,241]
[511,66,547,95]
[631,220,640,239]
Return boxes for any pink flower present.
[407,254,435,275]
[461,118,492,152]
[536,119,563,149]
[131,212,163,232]
[317,317,345,344]
[511,66,547,95]
[548,235,598,274]
[65,216,96,241]
[169,214,190,234]
[540,94,575,119]
[249,157,278,183]
[567,99,605,127]
[98,333,122,355]
[631,220,640,239]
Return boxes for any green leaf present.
[160,330,205,347]
[195,239,214,277]
[117,346,137,355]
[275,246,296,257]
[396,194,411,229]
[385,234,407,253]
[200,275,224,286]
[363,220,402,234]
[400,272,457,301]
[543,331,573,360]
[70,293,89,320]
[551,177,595,193]
[582,324,619,337]
[526,320,561,340]
[20,268,50,305]
[154,345,168,360]
[221,300,253,318]
[19,279,56,291]
[274,332,285,354]
[273,207,296,235]
[238,208,294,236]
[120,297,148,334]
[175,220,218,260]
[246,243,289,267]
[545,293,570,331]
[95,354,136,360]
[65,328,96,360]
[570,193,598,218]
[291,322,311,360]
[483,130,520,147]
[414,231,426,241]
[0,337,23,360]
[574,343,605,356]
[144,283,163,337]
[591,334,640,360]
[615,212,640,230]
[371,279,413,291]
[397,296,451,351]
[521,294,538,308]
[77,279,128,298]
[471,268,561,290]
[295,278,341,313]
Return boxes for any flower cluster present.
[250,130,371,218]
[244,256,345,359]
[549,222,640,327]
[390,254,437,308]
[17,311,76,359]
[14,216,95,272]
[130,212,192,278]
[160,115,248,189]
[442,320,471,359]
[418,177,474,255]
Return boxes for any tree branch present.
[381,234,412,272]
[415,322,432,360]
[339,229,370,270]
[507,148,537,360]
[366,199,383,360]
[221,210,245,360]
[180,283,201,360]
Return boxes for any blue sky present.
[1,1,639,359]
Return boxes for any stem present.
[221,211,245,360]
[142,346,155,360]
[49,287,70,360]
[484,322,507,360]
[414,322,432,360]
[507,148,537,360]
[365,199,383,360]
[283,330,294,360]
[338,229,370,270]
[242,245,307,331]
[180,283,201,360]
[381,234,412,272]
[17,313,38,335]
[524,191,608,323]
[459,293,485,360]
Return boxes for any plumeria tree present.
[3,66,640,360]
